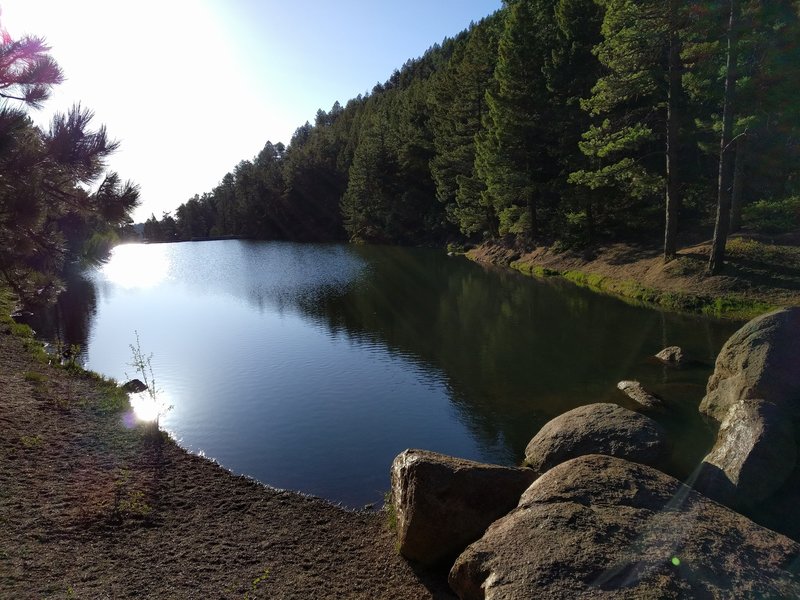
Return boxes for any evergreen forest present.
[147,0,800,274]
[5,0,798,300]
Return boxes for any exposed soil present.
[468,232,800,317]
[0,330,454,599]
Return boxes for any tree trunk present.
[709,0,740,275]
[729,138,746,233]
[664,0,681,262]
[527,189,537,239]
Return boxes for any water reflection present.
[27,241,739,506]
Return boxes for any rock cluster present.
[388,309,800,598]
[451,455,800,600]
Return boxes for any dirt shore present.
[467,233,800,319]
[0,329,453,599]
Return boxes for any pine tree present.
[341,111,400,243]
[429,18,500,237]
[476,0,561,239]
[571,0,687,259]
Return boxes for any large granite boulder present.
[700,307,800,422]
[449,455,800,600]
[696,307,800,509]
[696,399,797,508]
[524,403,670,475]
[390,449,536,566]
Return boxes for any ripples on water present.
[33,240,738,507]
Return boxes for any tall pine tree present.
[476,0,558,239]
[571,0,687,259]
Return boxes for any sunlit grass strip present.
[507,260,775,320]
[0,283,131,413]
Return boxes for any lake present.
[31,240,739,508]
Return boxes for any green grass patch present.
[92,376,130,413]
[23,371,48,384]
[384,490,398,533]
[511,261,559,278]
[562,270,607,290]
[9,321,33,338]
[20,434,43,448]
[726,237,800,267]
[701,295,776,320]
[509,262,774,320]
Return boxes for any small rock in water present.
[655,346,684,365]
[617,380,664,411]
[121,378,147,393]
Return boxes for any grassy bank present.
[468,235,800,320]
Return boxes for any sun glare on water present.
[128,389,172,423]
[102,244,169,288]
[129,392,161,422]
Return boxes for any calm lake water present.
[32,241,739,507]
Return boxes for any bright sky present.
[2,0,502,222]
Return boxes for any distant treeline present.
[146,0,800,270]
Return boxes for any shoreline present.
[0,321,453,598]
[466,234,800,320]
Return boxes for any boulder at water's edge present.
[390,449,536,566]
[449,455,800,600]
[696,307,800,509]
[695,399,797,508]
[524,402,670,475]
[700,307,800,422]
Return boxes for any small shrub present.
[743,196,800,233]
[126,330,171,424]
[23,371,47,384]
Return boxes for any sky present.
[2,0,503,222]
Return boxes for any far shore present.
[467,233,800,320]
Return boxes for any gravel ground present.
[0,330,454,599]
